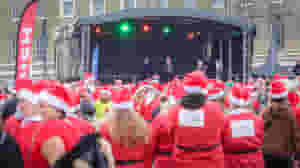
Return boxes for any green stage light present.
[162,25,172,34]
[120,22,131,33]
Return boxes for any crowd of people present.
[1,70,300,168]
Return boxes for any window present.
[9,39,17,63]
[184,0,196,8]
[64,0,74,17]
[271,0,283,5]
[91,0,105,16]
[9,8,18,17]
[160,0,168,8]
[239,0,256,8]
[280,23,285,48]
[121,0,136,9]
[271,22,284,48]
[212,0,225,8]
[33,40,41,59]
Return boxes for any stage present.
[72,8,256,82]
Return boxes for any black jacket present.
[0,131,24,168]
[1,98,18,121]
[54,133,108,168]
[293,64,300,76]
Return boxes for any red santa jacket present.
[29,119,82,168]
[167,102,225,168]
[252,98,261,112]
[223,109,264,152]
[4,115,21,138]
[99,122,152,168]
[152,113,174,168]
[144,97,161,123]
[67,116,96,136]
[223,109,264,168]
[15,116,43,168]
[294,107,300,127]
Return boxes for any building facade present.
[0,0,224,83]
[1,0,299,83]
[228,0,300,69]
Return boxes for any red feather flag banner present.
[15,0,39,83]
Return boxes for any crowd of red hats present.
[1,70,300,168]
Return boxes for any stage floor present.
[97,39,207,77]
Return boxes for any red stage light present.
[142,24,151,32]
[187,32,194,40]
[95,26,102,33]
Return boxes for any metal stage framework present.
[73,8,256,82]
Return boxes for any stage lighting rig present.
[119,21,132,33]
[162,25,173,35]
[187,32,195,40]
[142,24,151,32]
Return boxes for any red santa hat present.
[270,80,288,99]
[0,94,8,105]
[39,85,71,113]
[229,86,252,106]
[70,92,81,113]
[207,81,224,100]
[100,88,112,96]
[183,70,208,95]
[111,88,133,109]
[15,79,37,104]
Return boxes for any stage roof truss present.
[74,8,256,35]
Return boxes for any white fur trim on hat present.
[271,91,289,99]
[251,92,258,97]
[70,104,81,113]
[208,91,224,100]
[18,89,38,104]
[101,90,112,96]
[39,91,70,112]
[184,86,208,95]
[112,101,134,109]
[229,95,251,107]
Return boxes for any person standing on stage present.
[143,56,153,79]
[195,58,208,74]
[161,56,175,82]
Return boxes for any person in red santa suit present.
[29,85,82,168]
[99,88,152,168]
[223,85,264,168]
[151,100,175,168]
[167,70,225,168]
[13,79,45,168]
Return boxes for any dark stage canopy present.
[75,8,256,35]
[73,8,256,82]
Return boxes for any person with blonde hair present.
[98,88,152,168]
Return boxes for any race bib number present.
[178,109,205,127]
[231,120,255,138]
